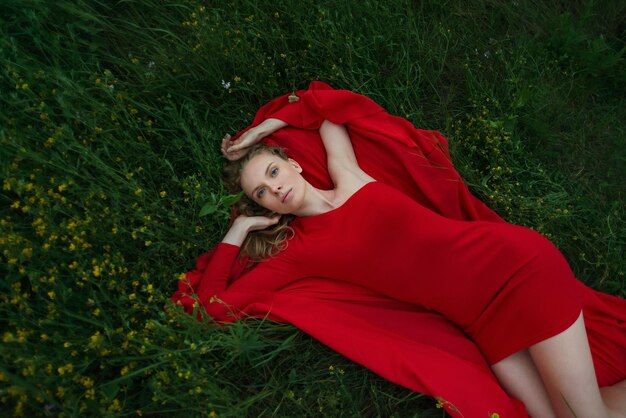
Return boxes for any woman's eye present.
[271,167,278,177]
[257,188,265,198]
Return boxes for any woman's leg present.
[528,311,616,417]
[491,349,556,417]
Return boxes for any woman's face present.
[240,152,305,214]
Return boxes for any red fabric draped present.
[171,81,626,416]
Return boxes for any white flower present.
[221,79,231,89]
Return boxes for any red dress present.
[171,81,626,417]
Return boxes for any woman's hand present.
[221,130,261,161]
[236,214,281,232]
[222,214,281,246]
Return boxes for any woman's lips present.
[282,189,292,203]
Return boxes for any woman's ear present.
[288,158,303,173]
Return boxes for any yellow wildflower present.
[108,399,121,412]
[89,331,102,348]
[57,363,73,375]
[79,376,94,388]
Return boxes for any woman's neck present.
[294,182,337,217]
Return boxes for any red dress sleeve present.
[170,243,240,320]
[193,243,240,303]
[170,242,301,322]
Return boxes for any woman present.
[172,82,626,417]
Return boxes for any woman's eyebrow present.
[251,163,274,195]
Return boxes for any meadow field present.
[1,0,624,416]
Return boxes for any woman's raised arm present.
[319,119,373,186]
[221,118,288,161]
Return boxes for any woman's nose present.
[270,183,282,193]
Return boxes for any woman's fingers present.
[221,134,239,160]
[248,214,281,231]
[220,132,255,161]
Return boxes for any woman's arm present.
[184,214,279,318]
[224,117,372,187]
[319,120,373,186]
[195,215,279,300]
[222,118,288,161]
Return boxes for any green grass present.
[1,0,624,416]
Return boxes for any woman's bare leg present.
[528,311,616,417]
[491,349,556,417]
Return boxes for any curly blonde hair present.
[222,144,295,262]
